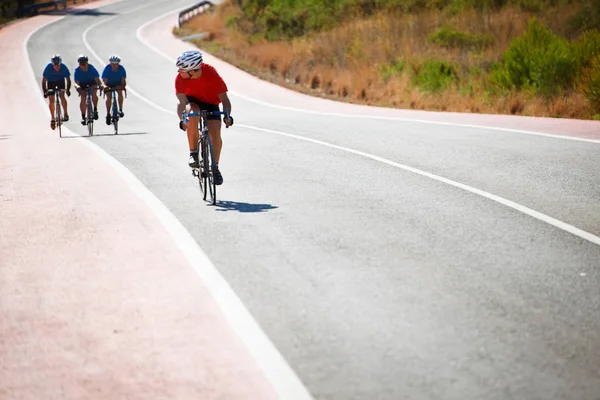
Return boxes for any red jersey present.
[175,63,228,105]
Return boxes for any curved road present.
[3,0,600,398]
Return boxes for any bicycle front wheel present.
[206,137,216,205]
[87,100,94,136]
[112,98,119,135]
[56,98,62,138]
[200,139,209,201]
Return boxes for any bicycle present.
[104,86,127,135]
[183,109,231,205]
[80,86,98,136]
[46,86,66,138]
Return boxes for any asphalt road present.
[27,1,600,399]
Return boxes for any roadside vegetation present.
[175,0,600,119]
[1,0,93,25]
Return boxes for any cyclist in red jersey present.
[175,50,234,185]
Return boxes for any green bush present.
[566,1,600,37]
[239,0,347,39]
[429,25,493,49]
[236,0,512,40]
[378,59,406,82]
[0,0,18,23]
[515,0,543,12]
[572,29,600,70]
[578,54,600,113]
[412,59,458,92]
[493,18,577,96]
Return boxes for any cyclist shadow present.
[89,132,149,137]
[61,132,149,138]
[46,9,116,16]
[214,200,278,213]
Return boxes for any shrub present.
[429,25,493,49]
[572,29,600,70]
[412,59,458,92]
[493,18,577,97]
[378,59,406,82]
[578,54,600,113]
[566,1,600,37]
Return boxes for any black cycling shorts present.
[47,80,65,91]
[187,96,220,121]
[78,82,97,90]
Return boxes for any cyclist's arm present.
[218,92,233,124]
[74,80,81,90]
[102,78,109,87]
[176,93,187,120]
[121,77,126,88]
[219,92,232,113]
[65,77,72,93]
[41,77,47,93]
[94,77,103,89]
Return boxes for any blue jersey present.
[102,64,126,86]
[42,63,70,81]
[74,65,100,84]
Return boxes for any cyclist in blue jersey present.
[101,54,127,125]
[41,54,71,130]
[73,54,103,125]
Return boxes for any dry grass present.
[176,1,595,119]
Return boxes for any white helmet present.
[109,54,121,63]
[51,54,62,65]
[176,50,203,71]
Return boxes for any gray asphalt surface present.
[28,1,600,399]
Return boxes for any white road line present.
[27,5,316,400]
[136,8,600,145]
[238,124,600,247]
[83,1,175,115]
[138,8,600,248]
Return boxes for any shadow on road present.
[61,132,149,138]
[214,200,278,213]
[44,9,116,17]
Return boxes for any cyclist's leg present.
[59,91,69,120]
[47,81,58,121]
[105,87,112,125]
[186,97,202,151]
[117,89,124,116]
[77,86,88,124]
[207,119,223,163]
[200,102,223,163]
[48,93,56,120]
[91,89,99,119]
[54,80,67,119]
[185,97,201,167]
[47,93,57,129]
[199,102,223,184]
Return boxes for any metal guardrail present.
[177,1,214,28]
